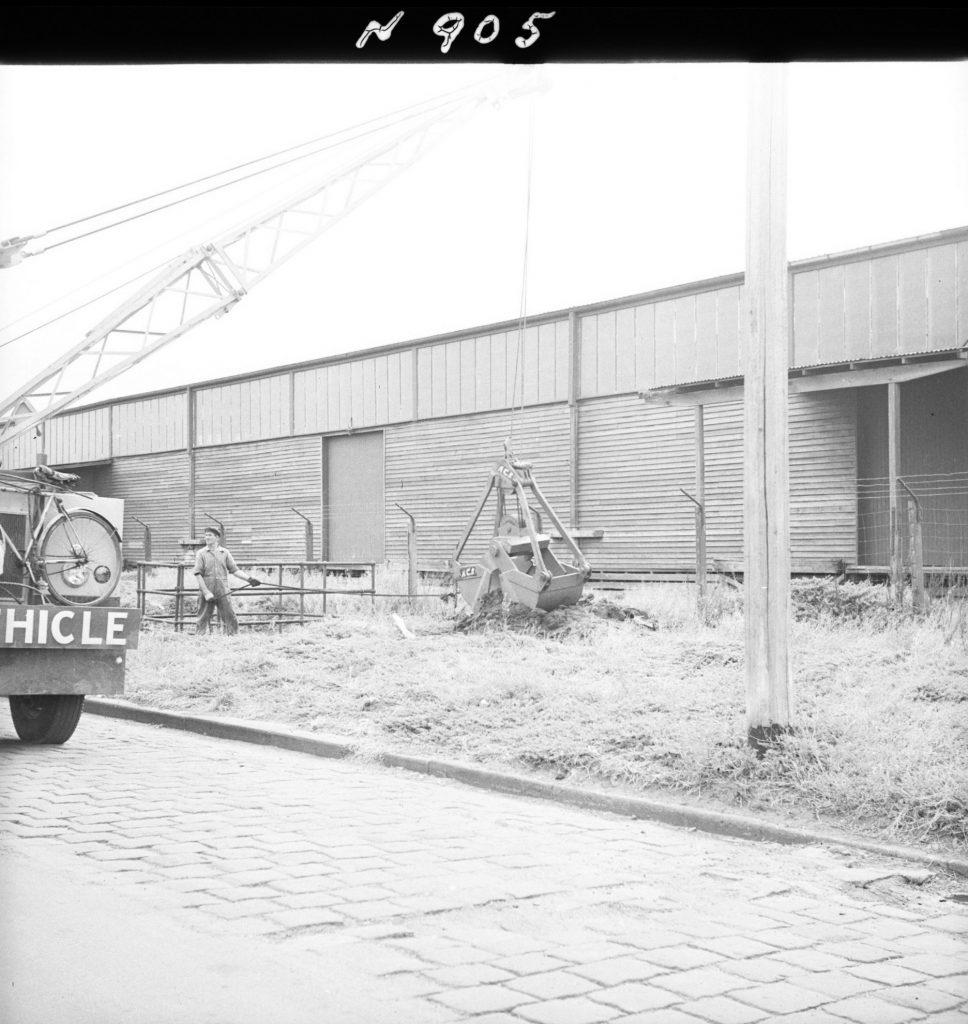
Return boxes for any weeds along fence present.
[135,561,454,632]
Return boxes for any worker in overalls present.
[193,526,260,635]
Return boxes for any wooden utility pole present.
[744,65,792,752]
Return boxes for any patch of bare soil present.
[454,591,658,638]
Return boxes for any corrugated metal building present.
[3,227,966,576]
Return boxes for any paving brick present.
[202,898,284,920]
[651,966,752,999]
[604,1010,706,1024]
[267,906,346,928]
[730,981,830,1014]
[513,996,620,1024]
[506,969,600,1000]
[891,954,968,978]
[493,953,574,975]
[587,982,682,1013]
[930,914,968,935]
[430,985,536,1015]
[275,892,343,910]
[786,970,879,999]
[880,983,967,1013]
[639,945,724,970]
[719,958,803,984]
[324,899,404,920]
[815,939,895,963]
[673,996,768,1023]
[771,948,853,972]
[893,932,968,957]
[422,962,515,987]
[552,941,641,963]
[570,956,667,986]
[847,961,932,986]
[912,1011,968,1024]
[924,975,968,998]
[752,928,817,950]
[821,994,924,1024]
[694,936,780,960]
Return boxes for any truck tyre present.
[8,695,85,744]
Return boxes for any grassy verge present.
[120,573,968,855]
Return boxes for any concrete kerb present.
[84,698,968,879]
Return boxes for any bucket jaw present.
[451,444,590,614]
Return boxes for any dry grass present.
[120,572,968,854]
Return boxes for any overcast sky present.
[1,61,966,406]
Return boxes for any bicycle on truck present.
[0,464,140,743]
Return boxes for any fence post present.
[679,489,707,606]
[175,563,185,633]
[291,507,314,561]
[395,503,417,606]
[900,479,926,613]
[133,517,152,562]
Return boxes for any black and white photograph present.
[1,9,966,1023]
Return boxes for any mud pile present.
[454,591,658,638]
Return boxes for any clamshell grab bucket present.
[451,446,590,614]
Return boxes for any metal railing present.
[135,561,379,632]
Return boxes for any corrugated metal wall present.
[577,397,697,571]
[294,350,414,433]
[578,283,744,396]
[194,436,322,563]
[101,453,190,563]
[789,391,858,566]
[415,322,570,420]
[114,393,187,456]
[195,374,291,447]
[384,404,571,569]
[792,239,968,366]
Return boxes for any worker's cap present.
[203,526,221,538]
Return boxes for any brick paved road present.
[2,713,966,1023]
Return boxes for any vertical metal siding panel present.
[505,332,520,408]
[716,288,741,379]
[362,358,376,426]
[898,250,928,352]
[334,364,348,429]
[579,316,597,398]
[818,265,846,363]
[635,303,656,391]
[674,295,697,383]
[926,244,957,350]
[538,322,558,402]
[614,308,636,393]
[843,261,872,360]
[958,242,968,345]
[555,320,570,401]
[292,370,308,434]
[384,354,399,424]
[578,396,695,570]
[324,367,338,432]
[489,334,506,409]
[475,335,492,411]
[350,360,364,428]
[871,255,900,356]
[444,342,461,416]
[653,300,676,387]
[459,338,476,413]
[431,344,447,418]
[789,391,857,565]
[416,348,432,420]
[375,356,389,424]
[522,326,540,406]
[694,291,718,382]
[401,349,415,420]
[596,311,617,396]
[195,437,322,562]
[383,405,570,569]
[792,270,820,366]
[104,452,190,561]
[704,400,744,563]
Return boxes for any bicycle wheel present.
[38,509,122,606]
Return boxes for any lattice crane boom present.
[0,71,541,449]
